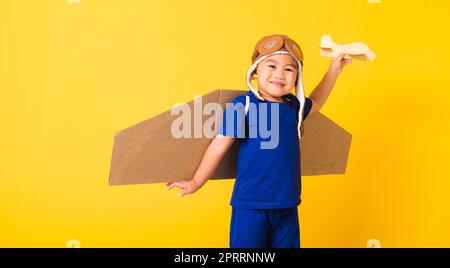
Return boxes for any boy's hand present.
[329,52,352,76]
[166,179,200,197]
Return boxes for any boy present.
[167,34,351,248]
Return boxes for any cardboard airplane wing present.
[109,89,352,186]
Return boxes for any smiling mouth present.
[270,81,285,87]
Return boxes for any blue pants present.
[229,207,300,248]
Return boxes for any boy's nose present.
[272,73,284,80]
[273,69,284,78]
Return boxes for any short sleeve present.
[218,95,246,139]
[302,97,313,120]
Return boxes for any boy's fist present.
[329,52,352,75]
[166,179,200,197]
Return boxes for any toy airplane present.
[320,34,376,61]
[109,89,352,186]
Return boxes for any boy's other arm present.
[306,52,352,115]
[166,134,236,197]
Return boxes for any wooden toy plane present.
[108,90,352,186]
[320,34,375,61]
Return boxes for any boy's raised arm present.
[306,52,352,115]
[166,135,236,197]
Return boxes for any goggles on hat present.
[251,34,304,64]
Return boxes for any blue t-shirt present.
[218,90,313,209]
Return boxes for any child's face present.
[252,53,298,101]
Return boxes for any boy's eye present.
[268,65,276,69]
[286,69,293,72]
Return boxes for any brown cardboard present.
[109,89,352,186]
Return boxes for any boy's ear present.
[251,71,257,80]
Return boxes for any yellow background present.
[1,0,449,248]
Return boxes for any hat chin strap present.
[246,51,306,138]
